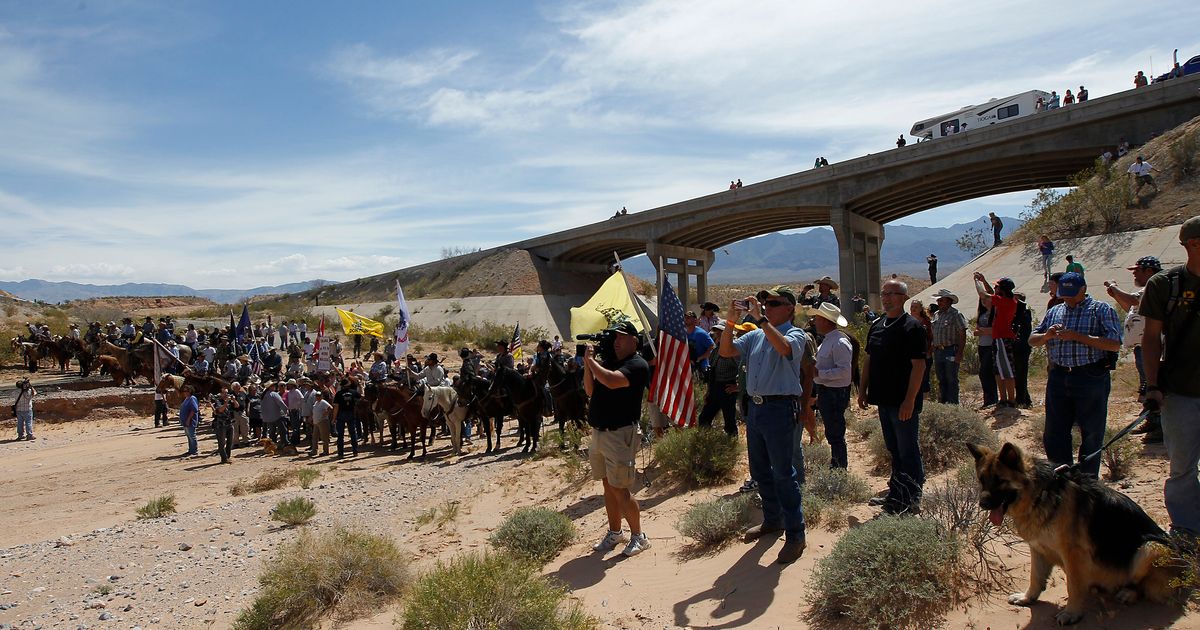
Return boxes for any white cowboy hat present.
[814,276,839,290]
[932,288,959,305]
[809,302,848,327]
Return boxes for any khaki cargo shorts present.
[589,424,640,489]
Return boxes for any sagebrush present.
[490,507,576,564]
[1102,423,1141,482]
[231,469,297,496]
[233,527,410,630]
[272,497,317,526]
[400,552,596,630]
[653,427,739,486]
[676,494,756,547]
[867,402,997,474]
[136,494,177,519]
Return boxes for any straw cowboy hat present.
[932,288,960,305]
[809,302,848,327]
[815,276,839,290]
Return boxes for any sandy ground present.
[0,362,1197,629]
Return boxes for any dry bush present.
[136,494,177,519]
[867,403,997,474]
[921,462,1015,595]
[676,494,756,547]
[400,552,596,630]
[231,469,297,496]
[805,467,871,504]
[415,501,461,530]
[802,441,831,478]
[653,427,740,487]
[271,497,317,526]
[490,507,576,564]
[233,527,410,630]
[1102,423,1141,482]
[807,516,960,629]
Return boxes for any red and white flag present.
[649,279,695,426]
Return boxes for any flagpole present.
[612,251,656,358]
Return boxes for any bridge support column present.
[645,243,715,309]
[830,208,885,315]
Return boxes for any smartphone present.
[733,299,749,311]
[575,344,587,357]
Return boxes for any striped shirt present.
[1033,296,1122,367]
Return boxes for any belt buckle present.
[751,394,764,405]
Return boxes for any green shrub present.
[653,427,739,487]
[233,527,410,630]
[297,468,320,489]
[802,440,831,478]
[807,517,960,629]
[676,494,756,547]
[1102,423,1141,482]
[867,402,997,474]
[490,507,576,564]
[805,467,871,504]
[400,552,596,630]
[802,493,828,529]
[272,497,317,526]
[136,494,177,519]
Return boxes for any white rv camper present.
[909,90,1051,140]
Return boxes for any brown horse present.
[156,369,228,398]
[36,338,74,373]
[364,381,430,458]
[96,355,131,386]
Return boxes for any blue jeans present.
[16,409,33,438]
[698,383,738,436]
[878,404,925,508]
[1162,394,1200,534]
[1041,253,1053,278]
[335,414,360,457]
[746,398,805,542]
[1133,345,1146,394]
[183,421,198,454]
[934,347,960,404]
[1043,365,1110,477]
[266,419,289,447]
[978,345,998,405]
[816,385,850,469]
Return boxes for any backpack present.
[1162,266,1200,365]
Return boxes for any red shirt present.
[991,294,1017,339]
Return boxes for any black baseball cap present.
[606,320,639,336]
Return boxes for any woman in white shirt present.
[810,303,855,469]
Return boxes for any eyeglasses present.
[763,300,790,307]
[880,291,907,297]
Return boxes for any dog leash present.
[1056,401,1158,475]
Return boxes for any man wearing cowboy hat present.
[800,276,841,309]
[929,288,968,404]
[810,303,854,469]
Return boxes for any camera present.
[16,377,30,390]
[576,330,617,363]
[733,299,749,311]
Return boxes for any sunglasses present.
[763,300,790,307]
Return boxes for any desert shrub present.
[805,467,871,504]
[802,493,827,529]
[297,468,320,489]
[415,500,461,529]
[1168,129,1198,180]
[400,552,596,630]
[1102,423,1141,482]
[136,494,177,519]
[272,497,317,526]
[848,412,878,441]
[1026,414,1080,457]
[921,469,1014,593]
[807,516,960,629]
[867,402,997,475]
[490,507,576,564]
[653,427,739,487]
[802,440,831,478]
[231,468,297,495]
[676,494,756,547]
[233,527,410,630]
[406,320,549,352]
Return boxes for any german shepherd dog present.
[968,442,1178,625]
[258,437,299,457]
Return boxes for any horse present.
[364,381,429,458]
[454,374,512,452]
[96,355,131,386]
[544,356,588,445]
[423,385,470,455]
[494,364,546,453]
[156,369,228,398]
[354,398,385,445]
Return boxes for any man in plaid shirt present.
[1030,272,1123,476]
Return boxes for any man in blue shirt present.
[1030,272,1122,476]
[718,285,811,565]
[684,311,715,373]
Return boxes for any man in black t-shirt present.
[330,379,362,458]
[858,279,928,514]
[583,320,652,558]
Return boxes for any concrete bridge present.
[513,74,1200,311]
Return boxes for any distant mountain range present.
[0,279,333,304]
[623,215,1022,284]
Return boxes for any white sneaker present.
[621,532,651,557]
[593,530,626,553]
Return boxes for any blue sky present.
[1,1,1197,287]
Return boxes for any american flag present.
[248,337,263,375]
[649,280,694,426]
[509,322,523,360]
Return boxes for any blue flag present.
[236,304,251,342]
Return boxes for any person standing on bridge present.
[897,135,907,148]
[1078,85,1088,102]
[989,212,1004,247]
[1135,71,1148,88]
[1063,89,1075,105]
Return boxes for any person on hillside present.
[811,303,854,469]
[800,277,840,309]
[1128,155,1161,195]
[1038,236,1055,280]
[179,384,199,457]
[859,280,927,515]
[1029,272,1122,477]
[974,273,1019,408]
[927,254,938,284]
[989,212,1004,247]
[13,378,36,441]
[1141,216,1200,539]
[1065,255,1085,277]
[930,289,967,404]
[1107,255,1164,441]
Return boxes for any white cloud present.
[0,265,27,281]
[45,263,134,280]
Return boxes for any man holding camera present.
[14,378,36,441]
[583,320,652,558]
[718,285,809,565]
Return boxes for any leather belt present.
[750,394,798,405]
[1050,361,1106,373]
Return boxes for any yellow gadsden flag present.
[336,308,385,339]
[570,271,652,339]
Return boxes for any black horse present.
[454,374,512,453]
[544,356,588,446]
[493,364,546,453]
